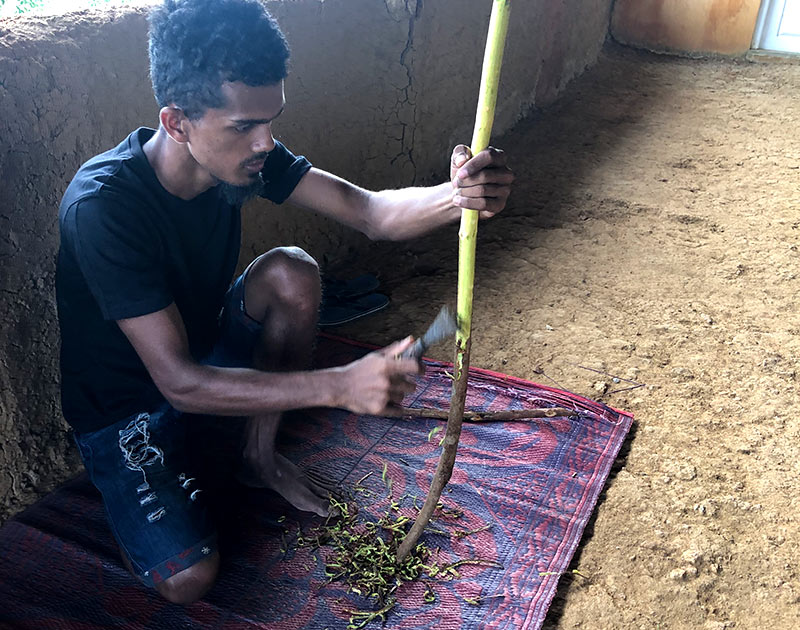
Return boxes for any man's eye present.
[234,125,251,133]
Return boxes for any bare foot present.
[238,453,332,517]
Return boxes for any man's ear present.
[159,106,191,144]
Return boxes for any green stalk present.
[397,0,511,562]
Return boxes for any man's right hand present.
[338,337,423,415]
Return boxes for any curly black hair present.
[148,0,290,119]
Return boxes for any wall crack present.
[385,0,421,182]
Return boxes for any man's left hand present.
[450,145,514,219]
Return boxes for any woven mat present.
[0,335,632,629]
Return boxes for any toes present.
[253,454,337,517]
[313,502,331,518]
[296,489,331,517]
[300,478,336,515]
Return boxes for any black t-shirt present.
[56,127,311,433]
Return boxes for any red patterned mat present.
[0,335,632,629]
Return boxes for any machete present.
[400,305,458,360]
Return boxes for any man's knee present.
[244,247,320,322]
[155,552,220,605]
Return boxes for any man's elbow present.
[360,191,400,241]
[361,209,403,241]
[362,219,389,241]
[364,219,417,242]
[155,369,206,413]
[163,392,199,414]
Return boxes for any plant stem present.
[397,0,512,562]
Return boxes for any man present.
[56,0,513,605]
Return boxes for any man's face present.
[184,81,285,189]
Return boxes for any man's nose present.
[252,124,275,154]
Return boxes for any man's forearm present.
[366,182,461,241]
[289,147,511,242]
[161,362,345,416]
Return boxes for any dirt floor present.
[331,44,800,629]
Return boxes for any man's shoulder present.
[259,140,312,204]
[61,128,157,216]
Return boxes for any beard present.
[218,172,264,206]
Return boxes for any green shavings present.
[295,494,431,629]
[427,558,504,580]
[464,593,505,606]
[288,470,502,629]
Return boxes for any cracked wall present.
[0,0,614,522]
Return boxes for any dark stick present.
[396,338,471,561]
[383,406,576,422]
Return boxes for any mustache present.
[242,153,269,168]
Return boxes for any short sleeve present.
[62,196,173,321]
[259,140,312,204]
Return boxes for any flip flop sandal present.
[319,292,390,327]
[321,273,380,301]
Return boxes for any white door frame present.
[753,0,800,53]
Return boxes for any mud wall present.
[611,0,762,55]
[0,0,614,522]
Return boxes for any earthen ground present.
[332,44,800,629]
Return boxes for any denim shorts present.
[74,267,262,587]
